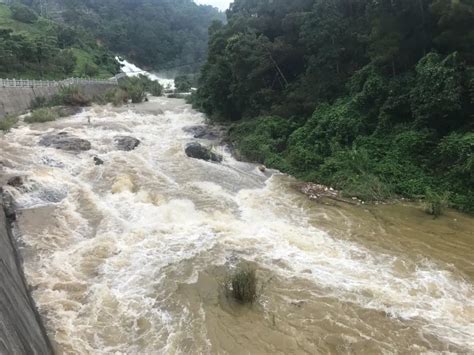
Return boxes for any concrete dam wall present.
[0,78,118,118]
[0,195,53,354]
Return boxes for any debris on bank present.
[298,182,363,205]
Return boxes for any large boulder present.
[39,132,91,151]
[185,142,222,162]
[114,136,141,151]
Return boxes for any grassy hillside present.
[0,3,118,79]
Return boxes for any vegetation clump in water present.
[424,189,450,217]
[224,266,258,304]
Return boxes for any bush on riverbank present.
[24,108,59,123]
[0,115,18,132]
[119,75,163,103]
[52,86,91,107]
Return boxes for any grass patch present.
[0,115,19,132]
[24,108,59,123]
[223,266,258,304]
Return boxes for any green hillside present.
[0,3,118,79]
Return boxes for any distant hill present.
[17,0,225,73]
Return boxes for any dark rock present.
[114,136,141,151]
[94,157,104,165]
[183,125,220,140]
[185,142,222,162]
[39,132,91,151]
[7,176,23,188]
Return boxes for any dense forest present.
[192,0,474,213]
[18,0,225,72]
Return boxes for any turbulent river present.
[1,97,473,354]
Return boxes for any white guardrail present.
[0,77,118,88]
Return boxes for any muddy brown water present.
[1,97,473,354]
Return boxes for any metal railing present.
[0,77,118,88]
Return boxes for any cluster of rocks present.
[183,125,224,163]
[37,132,142,166]
[39,132,141,153]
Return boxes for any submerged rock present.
[7,176,23,188]
[39,132,91,151]
[185,142,222,162]
[114,136,141,151]
[183,125,220,140]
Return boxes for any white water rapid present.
[0,97,473,354]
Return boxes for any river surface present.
[1,97,473,354]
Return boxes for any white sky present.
[195,0,232,11]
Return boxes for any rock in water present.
[185,142,222,162]
[94,157,104,165]
[39,132,91,151]
[183,125,220,140]
[114,136,141,151]
[7,176,23,188]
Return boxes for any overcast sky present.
[195,0,232,11]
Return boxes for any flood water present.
[1,97,473,354]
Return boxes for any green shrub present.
[224,266,258,304]
[0,115,19,132]
[82,63,100,77]
[229,116,295,170]
[25,108,59,123]
[126,83,146,103]
[147,81,163,96]
[119,77,152,103]
[10,3,38,23]
[104,88,129,106]
[30,96,49,109]
[54,86,91,106]
[175,75,192,92]
[423,189,450,217]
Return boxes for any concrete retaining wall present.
[0,196,53,354]
[0,82,117,118]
